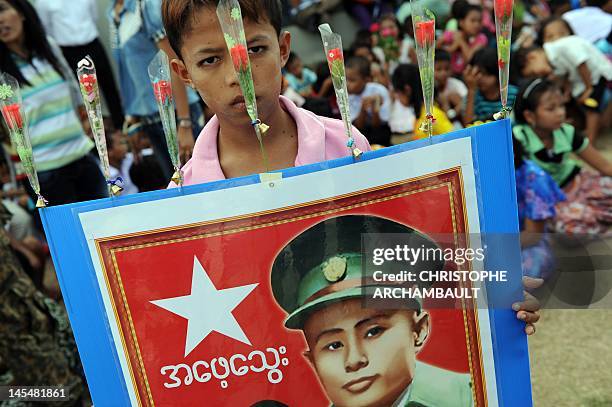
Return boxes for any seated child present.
[528,17,612,142]
[371,13,417,73]
[463,48,519,125]
[284,52,317,97]
[390,64,453,143]
[106,131,139,195]
[513,137,566,280]
[440,0,488,76]
[513,79,612,237]
[434,49,467,127]
[346,56,392,146]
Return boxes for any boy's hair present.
[351,29,374,49]
[391,64,423,115]
[162,0,283,58]
[470,47,498,76]
[346,56,371,78]
[537,16,574,44]
[514,78,560,124]
[452,0,482,20]
[511,46,540,84]
[435,48,451,63]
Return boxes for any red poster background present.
[97,168,487,406]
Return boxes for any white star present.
[150,256,258,357]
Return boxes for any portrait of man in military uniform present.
[271,215,474,407]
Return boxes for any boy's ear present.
[170,58,194,88]
[413,310,430,352]
[279,31,292,69]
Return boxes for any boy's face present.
[346,67,368,95]
[477,71,498,93]
[542,20,571,43]
[434,60,451,88]
[171,6,290,126]
[303,298,429,407]
[522,49,553,78]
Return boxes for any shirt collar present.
[192,95,326,181]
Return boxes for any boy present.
[161,0,370,183]
[285,51,318,97]
[271,215,474,406]
[514,40,612,141]
[463,48,519,126]
[435,49,467,126]
[346,56,392,147]
[160,0,538,329]
[106,131,139,195]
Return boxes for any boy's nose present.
[223,60,240,88]
[344,341,368,372]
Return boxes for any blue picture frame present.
[41,119,531,406]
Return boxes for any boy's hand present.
[513,276,543,335]
[463,65,481,91]
[178,126,195,162]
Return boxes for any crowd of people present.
[0,0,610,403]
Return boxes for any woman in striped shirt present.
[0,0,107,206]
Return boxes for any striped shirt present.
[13,52,93,172]
[473,85,518,122]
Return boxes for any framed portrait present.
[42,120,531,406]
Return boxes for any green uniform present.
[270,215,474,406]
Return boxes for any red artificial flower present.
[153,80,172,103]
[79,74,97,93]
[369,23,380,33]
[494,0,513,20]
[230,44,249,72]
[327,48,343,63]
[498,58,506,69]
[1,104,23,130]
[415,20,435,47]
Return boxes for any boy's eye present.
[365,326,385,338]
[197,56,220,67]
[248,45,266,55]
[324,341,343,351]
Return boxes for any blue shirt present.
[109,0,199,117]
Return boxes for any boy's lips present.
[343,375,378,393]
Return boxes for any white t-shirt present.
[439,77,468,100]
[349,82,391,123]
[36,0,99,46]
[563,7,612,43]
[108,153,139,196]
[544,35,612,97]
[389,99,416,134]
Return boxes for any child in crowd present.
[284,52,317,97]
[390,64,453,143]
[441,0,488,76]
[159,0,539,324]
[516,27,612,142]
[370,13,417,73]
[463,48,519,125]
[350,32,389,87]
[434,49,467,127]
[346,56,392,146]
[513,137,566,280]
[106,131,139,195]
[513,79,612,236]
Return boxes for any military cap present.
[271,215,443,329]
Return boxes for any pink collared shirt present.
[170,96,371,186]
